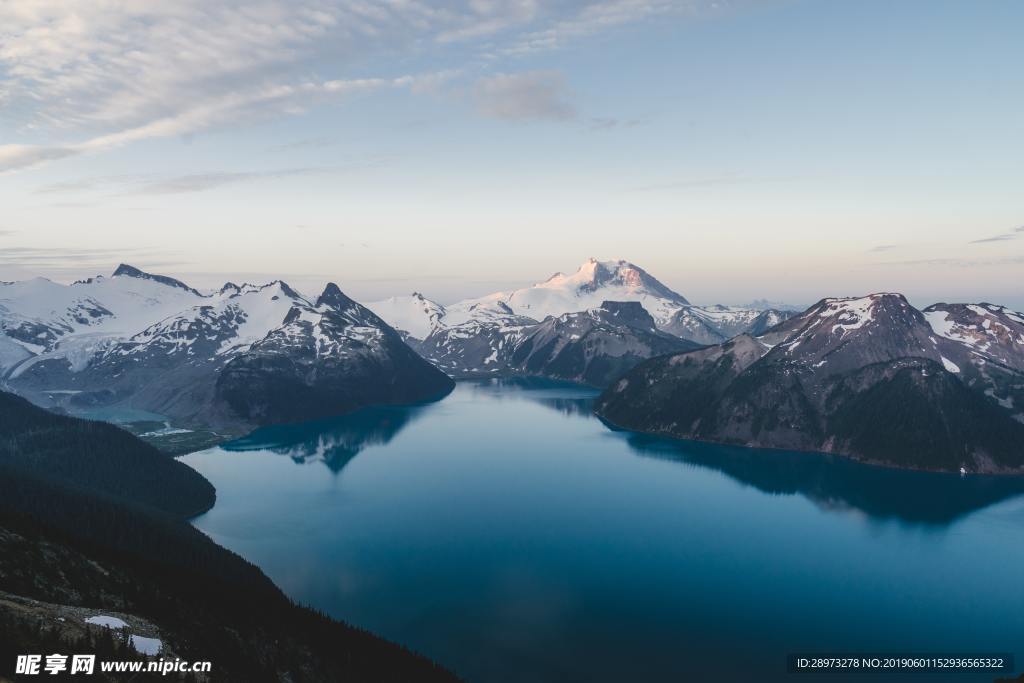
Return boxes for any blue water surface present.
[182,379,1024,682]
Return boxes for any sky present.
[1,0,1022,308]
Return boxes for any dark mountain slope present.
[0,390,214,518]
[597,294,1024,473]
[0,392,461,681]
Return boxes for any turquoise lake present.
[182,379,1024,682]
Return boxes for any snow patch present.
[130,636,162,656]
[85,615,128,629]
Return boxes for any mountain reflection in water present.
[222,377,1024,526]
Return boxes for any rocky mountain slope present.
[409,301,698,387]
[508,302,700,387]
[922,302,1024,416]
[596,293,1024,473]
[662,305,790,345]
[1,266,452,431]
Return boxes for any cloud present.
[875,255,1024,268]
[0,1,722,171]
[0,145,79,173]
[0,246,179,270]
[35,163,383,197]
[502,0,716,56]
[868,244,897,252]
[1,76,418,173]
[123,168,323,195]
[475,71,576,121]
[969,225,1024,244]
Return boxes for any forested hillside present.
[0,391,461,682]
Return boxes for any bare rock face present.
[597,294,1024,474]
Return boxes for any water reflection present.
[186,380,1024,682]
[223,378,1024,525]
[616,429,1024,525]
[222,404,427,472]
[490,379,1024,526]
[465,376,596,417]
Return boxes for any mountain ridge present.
[596,292,1024,473]
[1,265,453,432]
[366,258,795,345]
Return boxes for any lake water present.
[182,379,1024,682]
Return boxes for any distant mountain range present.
[367,258,795,380]
[0,259,789,428]
[0,265,452,431]
[3,259,1022,473]
[596,294,1024,474]
[367,258,794,343]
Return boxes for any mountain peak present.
[112,264,202,296]
[537,259,688,302]
[595,300,657,329]
[759,291,940,376]
[316,282,356,309]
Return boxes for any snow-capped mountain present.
[367,258,793,345]
[497,258,690,325]
[410,300,698,387]
[760,294,946,375]
[596,293,1024,473]
[663,305,791,345]
[214,283,453,425]
[2,265,452,429]
[412,310,538,378]
[923,303,1024,371]
[0,268,204,368]
[364,292,446,341]
[362,258,796,381]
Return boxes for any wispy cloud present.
[474,70,577,121]
[0,246,179,270]
[122,168,324,195]
[1,76,421,173]
[868,244,897,253]
[501,0,721,56]
[35,163,384,197]
[969,225,1024,244]
[875,255,1024,268]
[1,1,710,172]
